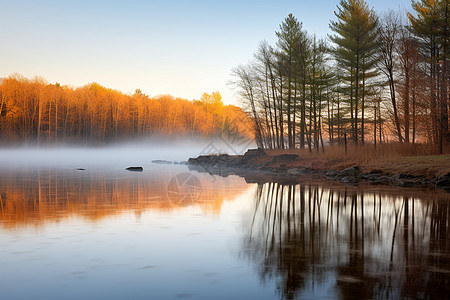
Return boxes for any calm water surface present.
[1,152,449,299]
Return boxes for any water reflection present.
[2,165,450,299]
[245,183,450,299]
[0,166,270,300]
[0,167,248,228]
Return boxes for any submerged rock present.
[126,167,143,172]
[152,160,173,165]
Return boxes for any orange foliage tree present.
[0,75,253,145]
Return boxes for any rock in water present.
[151,160,173,165]
[436,173,450,191]
[335,166,361,179]
[126,167,143,172]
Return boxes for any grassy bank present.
[265,143,450,178]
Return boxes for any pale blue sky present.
[0,0,410,104]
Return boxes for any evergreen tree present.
[275,14,306,148]
[329,0,379,143]
[408,0,449,152]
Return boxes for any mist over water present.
[0,137,449,299]
[0,137,255,169]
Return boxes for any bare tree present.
[377,11,403,142]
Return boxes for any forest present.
[0,0,447,152]
[0,75,253,145]
[231,0,449,153]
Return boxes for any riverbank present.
[187,147,450,192]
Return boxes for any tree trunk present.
[355,54,359,144]
[404,67,410,143]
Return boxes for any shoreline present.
[187,148,450,192]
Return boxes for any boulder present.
[436,173,450,191]
[365,174,391,185]
[324,170,339,178]
[244,148,267,157]
[335,166,361,180]
[187,154,244,169]
[239,148,267,165]
[362,173,381,180]
[390,174,429,187]
[126,167,143,172]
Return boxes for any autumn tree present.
[0,76,252,145]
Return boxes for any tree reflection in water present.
[244,182,450,299]
[0,168,248,228]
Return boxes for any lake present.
[0,147,449,299]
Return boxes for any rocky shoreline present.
[187,148,450,192]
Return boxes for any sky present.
[0,0,411,105]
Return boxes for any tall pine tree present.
[329,0,379,144]
[408,0,449,153]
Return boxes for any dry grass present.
[265,143,450,177]
[369,155,450,177]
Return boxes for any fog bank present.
[0,137,255,169]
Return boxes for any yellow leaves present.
[0,75,252,143]
[87,82,107,93]
[200,91,224,115]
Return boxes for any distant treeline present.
[0,75,253,144]
[231,0,449,153]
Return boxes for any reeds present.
[266,142,450,175]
